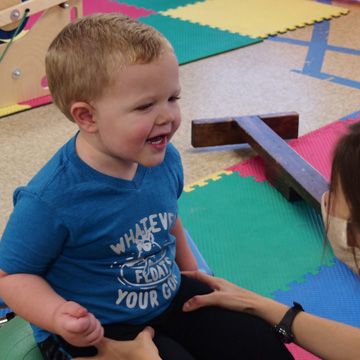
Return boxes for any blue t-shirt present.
[0,135,183,342]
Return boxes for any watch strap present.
[274,302,304,343]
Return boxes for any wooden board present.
[191,113,329,212]
[234,116,329,212]
[191,112,299,147]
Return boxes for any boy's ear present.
[70,102,97,133]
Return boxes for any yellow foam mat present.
[161,0,349,38]
[0,104,30,117]
[184,170,232,192]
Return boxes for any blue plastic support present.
[185,228,213,275]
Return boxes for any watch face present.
[274,325,293,343]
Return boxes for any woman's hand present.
[74,327,162,360]
[182,271,264,313]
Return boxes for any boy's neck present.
[75,132,138,180]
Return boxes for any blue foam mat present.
[340,109,360,121]
[273,258,360,328]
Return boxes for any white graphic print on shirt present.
[110,212,178,310]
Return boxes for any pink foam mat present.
[19,94,52,107]
[286,344,321,360]
[229,118,359,181]
[82,0,155,17]
[25,0,155,29]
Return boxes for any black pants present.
[39,275,293,360]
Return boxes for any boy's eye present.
[136,103,153,111]
[169,96,181,102]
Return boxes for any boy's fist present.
[53,301,104,347]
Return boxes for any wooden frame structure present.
[0,0,82,109]
[192,112,329,213]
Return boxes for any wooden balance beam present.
[191,112,329,213]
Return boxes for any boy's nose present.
[156,105,177,125]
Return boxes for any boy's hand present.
[53,301,104,347]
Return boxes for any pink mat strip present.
[82,0,155,18]
[25,0,155,30]
[19,95,52,107]
[286,344,321,360]
[229,118,360,181]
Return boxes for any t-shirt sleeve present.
[166,143,184,199]
[0,190,68,275]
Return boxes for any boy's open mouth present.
[147,135,167,145]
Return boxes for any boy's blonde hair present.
[45,13,172,121]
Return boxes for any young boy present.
[0,14,293,359]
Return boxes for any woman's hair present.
[329,122,360,231]
[328,121,360,271]
[45,13,172,121]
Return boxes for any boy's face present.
[90,50,181,171]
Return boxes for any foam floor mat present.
[162,0,349,38]
[179,171,334,298]
[279,259,360,358]
[285,344,321,360]
[116,0,203,12]
[140,14,260,65]
[274,259,360,328]
[84,0,155,17]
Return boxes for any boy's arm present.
[0,270,103,347]
[172,217,198,271]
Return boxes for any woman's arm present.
[172,218,198,271]
[182,271,360,360]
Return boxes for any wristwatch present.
[273,302,304,343]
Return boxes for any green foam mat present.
[117,0,203,11]
[140,14,261,65]
[179,173,334,298]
